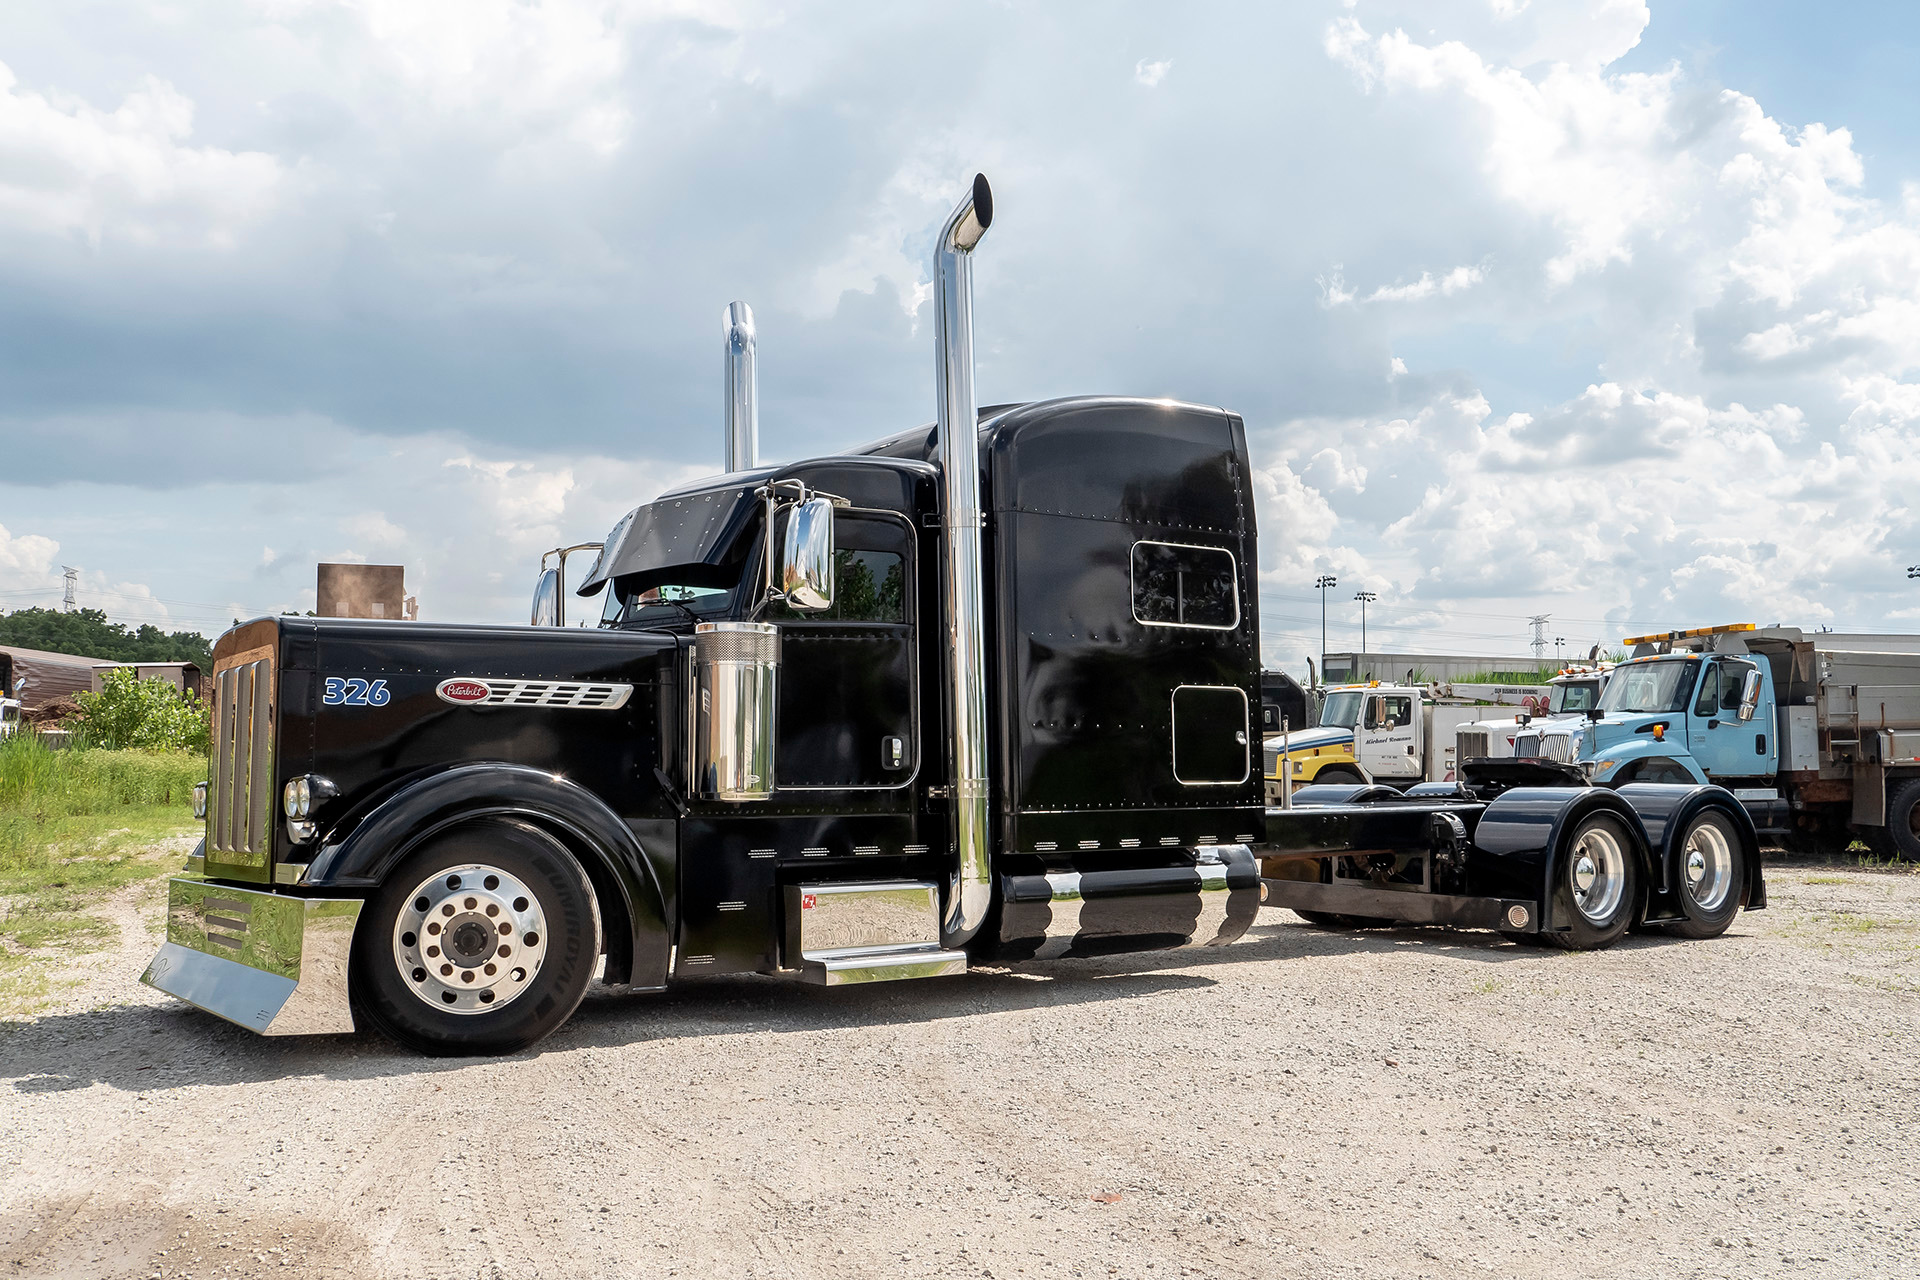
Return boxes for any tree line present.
[0,608,214,669]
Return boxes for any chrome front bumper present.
[141,877,362,1036]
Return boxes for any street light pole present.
[1353,590,1376,656]
[1316,574,1338,685]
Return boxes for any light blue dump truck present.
[1516,624,1920,856]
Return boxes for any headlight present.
[284,776,311,819]
[281,775,336,825]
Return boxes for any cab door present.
[1690,658,1772,779]
[768,511,919,791]
[1356,692,1421,779]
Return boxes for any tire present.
[1882,779,1920,861]
[1313,768,1366,787]
[1661,808,1746,940]
[1294,909,1395,929]
[1539,813,1640,951]
[352,818,602,1056]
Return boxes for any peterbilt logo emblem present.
[438,679,492,704]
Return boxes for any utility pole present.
[1354,590,1376,655]
[1316,574,1338,686]
[1528,614,1550,661]
[61,566,78,612]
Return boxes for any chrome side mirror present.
[1738,667,1763,721]
[530,568,561,627]
[775,495,836,612]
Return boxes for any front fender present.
[1589,739,1706,784]
[1471,787,1655,932]
[1614,783,1765,912]
[303,763,673,989]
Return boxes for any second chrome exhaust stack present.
[723,301,758,472]
[934,173,994,948]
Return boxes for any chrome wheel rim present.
[1568,824,1627,924]
[393,864,548,1015]
[1681,819,1734,912]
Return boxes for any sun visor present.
[573,484,761,596]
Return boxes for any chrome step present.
[785,879,966,985]
[802,945,968,986]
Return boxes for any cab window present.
[767,549,905,623]
[1693,663,1721,717]
[1366,695,1412,729]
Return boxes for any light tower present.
[1316,574,1338,687]
[1354,590,1376,655]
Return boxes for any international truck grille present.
[210,654,275,859]
[1459,730,1490,759]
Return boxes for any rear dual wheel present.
[1661,809,1745,940]
[1540,813,1639,950]
[352,818,600,1056]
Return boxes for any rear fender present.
[302,763,673,988]
[1471,787,1655,932]
[1614,783,1765,913]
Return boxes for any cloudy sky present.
[2,0,1918,674]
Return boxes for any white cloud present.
[3,0,1920,673]
[0,62,284,246]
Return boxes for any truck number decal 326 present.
[323,677,392,707]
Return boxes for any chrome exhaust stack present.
[933,173,994,949]
[723,301,758,472]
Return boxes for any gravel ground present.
[2,862,1916,1280]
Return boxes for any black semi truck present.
[144,176,1764,1055]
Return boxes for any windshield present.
[1598,659,1699,714]
[603,582,731,628]
[1549,681,1600,715]
[1320,691,1364,729]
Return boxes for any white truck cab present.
[1455,666,1613,767]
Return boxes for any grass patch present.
[1803,877,1849,886]
[0,734,203,1014]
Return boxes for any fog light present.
[1506,904,1530,929]
[192,781,209,820]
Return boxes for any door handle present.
[1707,719,1720,730]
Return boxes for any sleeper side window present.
[1131,541,1238,630]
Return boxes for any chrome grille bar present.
[210,654,274,863]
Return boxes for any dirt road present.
[3,864,1916,1279]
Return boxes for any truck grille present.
[1458,730,1490,760]
[210,652,275,862]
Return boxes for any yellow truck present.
[1263,681,1541,799]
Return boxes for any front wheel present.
[1661,808,1746,939]
[352,818,601,1056]
[1540,813,1640,950]
[1312,768,1366,787]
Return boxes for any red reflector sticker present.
[437,679,492,704]
[802,894,817,910]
